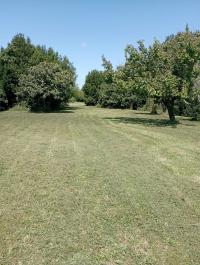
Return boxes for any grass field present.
[0,103,200,265]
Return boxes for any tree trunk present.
[166,102,176,122]
[151,103,158,114]
[179,104,184,116]
[161,102,167,113]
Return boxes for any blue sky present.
[0,0,200,86]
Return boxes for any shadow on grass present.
[65,105,83,111]
[30,105,83,114]
[52,105,84,113]
[131,111,156,115]
[104,116,195,128]
[30,109,75,114]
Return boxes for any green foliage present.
[18,62,74,111]
[0,34,34,107]
[82,70,104,105]
[0,86,8,110]
[83,27,200,121]
[148,28,200,120]
[98,80,146,109]
[71,86,85,102]
[184,77,200,120]
[2,29,200,120]
[101,55,114,84]
[114,42,149,108]
[0,33,76,111]
[83,48,148,109]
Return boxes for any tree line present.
[0,34,76,111]
[83,26,200,121]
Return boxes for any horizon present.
[1,0,200,87]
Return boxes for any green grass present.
[0,103,199,265]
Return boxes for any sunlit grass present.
[0,103,199,264]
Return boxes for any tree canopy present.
[0,33,76,111]
[83,27,200,121]
[1,29,200,120]
[18,62,74,111]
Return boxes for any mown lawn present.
[0,103,199,265]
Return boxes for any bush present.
[18,62,74,111]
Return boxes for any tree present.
[29,45,47,66]
[71,86,85,102]
[82,70,104,105]
[83,50,148,109]
[98,66,146,109]
[110,41,148,109]
[185,77,200,120]
[0,34,76,111]
[0,34,34,107]
[0,86,8,110]
[148,28,200,121]
[102,55,114,84]
[18,62,75,111]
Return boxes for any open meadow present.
[0,103,200,265]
